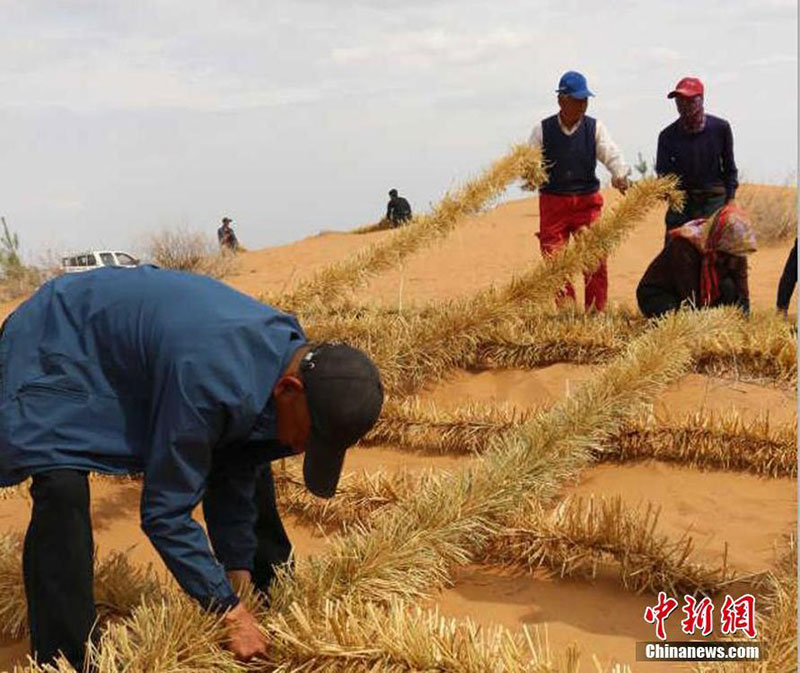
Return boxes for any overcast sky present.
[0,0,796,261]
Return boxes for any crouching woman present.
[637,204,756,318]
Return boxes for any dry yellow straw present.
[279,143,546,310]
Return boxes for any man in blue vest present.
[0,266,383,668]
[529,70,630,311]
[656,77,739,243]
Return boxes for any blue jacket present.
[0,266,306,610]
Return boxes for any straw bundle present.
[4,311,736,671]
[471,309,797,385]
[603,410,797,477]
[365,398,529,455]
[264,598,588,673]
[280,144,546,310]
[70,595,237,673]
[269,310,735,616]
[0,533,162,641]
[360,177,683,395]
[16,596,601,673]
[276,463,734,598]
[744,537,796,673]
[308,303,795,395]
[0,534,26,640]
[275,462,424,528]
[485,496,731,596]
[691,310,797,383]
[368,396,796,478]
[693,537,796,673]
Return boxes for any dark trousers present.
[637,286,680,318]
[637,277,741,319]
[22,465,292,668]
[252,463,293,594]
[777,239,798,311]
[24,470,95,671]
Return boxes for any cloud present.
[632,46,683,66]
[738,0,797,19]
[0,0,795,258]
[744,54,797,68]
[329,28,535,68]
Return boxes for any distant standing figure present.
[637,204,755,318]
[776,239,797,315]
[656,77,738,242]
[386,189,412,227]
[218,217,239,252]
[529,70,630,311]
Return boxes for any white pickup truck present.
[61,250,140,273]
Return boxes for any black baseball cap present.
[299,343,384,498]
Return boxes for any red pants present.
[538,191,607,311]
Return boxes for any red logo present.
[644,592,679,641]
[681,595,715,636]
[720,594,757,639]
[644,593,757,640]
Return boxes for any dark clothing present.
[637,236,750,318]
[663,190,727,235]
[777,239,798,311]
[386,196,412,225]
[252,463,293,593]
[25,466,293,670]
[202,454,292,592]
[0,266,305,610]
[217,225,238,250]
[24,470,95,670]
[539,114,600,195]
[656,114,738,200]
[657,114,738,233]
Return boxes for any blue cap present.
[556,71,594,99]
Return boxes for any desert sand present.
[0,191,795,671]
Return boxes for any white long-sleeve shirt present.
[529,116,630,181]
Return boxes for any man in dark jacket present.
[0,266,383,668]
[217,216,239,251]
[386,189,412,227]
[656,77,738,241]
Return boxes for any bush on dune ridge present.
[146,228,236,279]
[736,182,797,245]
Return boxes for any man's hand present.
[612,175,629,194]
[226,569,252,595]
[223,602,268,661]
